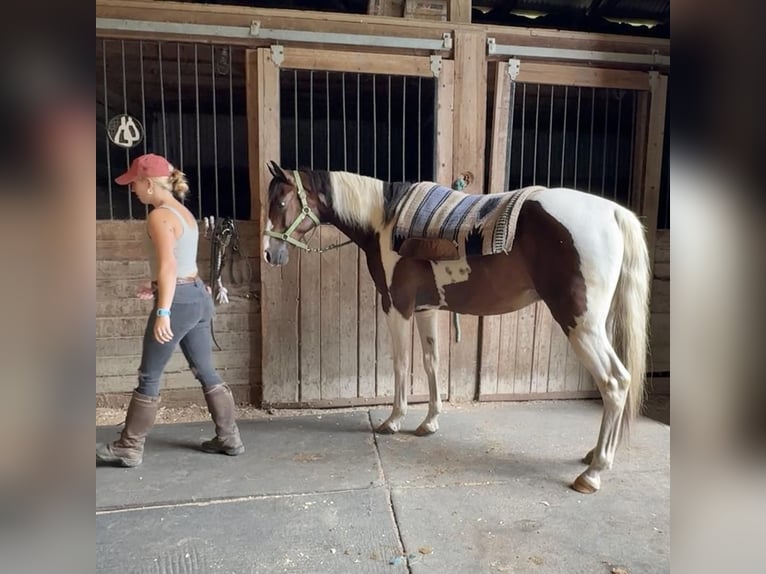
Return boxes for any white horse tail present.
[611,206,652,438]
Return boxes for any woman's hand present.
[136,282,154,300]
[153,315,174,344]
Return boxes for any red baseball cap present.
[115,153,173,185]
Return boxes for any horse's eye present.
[279,200,286,209]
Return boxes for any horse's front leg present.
[375,309,411,434]
[414,310,441,436]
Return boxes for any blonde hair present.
[149,166,190,201]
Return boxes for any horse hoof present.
[414,423,437,436]
[582,449,594,465]
[375,422,399,434]
[571,473,600,494]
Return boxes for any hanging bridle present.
[264,170,352,254]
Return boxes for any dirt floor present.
[96,394,670,427]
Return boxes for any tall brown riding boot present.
[96,391,160,467]
[201,383,245,456]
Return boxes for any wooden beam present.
[630,91,650,214]
[488,61,511,193]
[641,72,668,266]
[515,62,651,91]
[449,29,487,402]
[282,48,435,77]
[247,48,300,405]
[449,0,471,23]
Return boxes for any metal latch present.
[442,33,453,50]
[507,58,520,80]
[430,55,442,77]
[250,20,261,36]
[487,37,497,55]
[270,45,284,67]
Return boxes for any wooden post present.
[247,48,300,406]
[449,29,487,401]
[449,0,471,23]
[642,72,668,266]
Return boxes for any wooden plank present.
[448,29,486,401]
[263,392,441,410]
[479,390,601,402]
[516,63,651,91]
[411,318,426,397]
[546,322,569,393]
[649,312,670,372]
[642,72,668,264]
[357,250,378,398]
[376,296,394,398]
[250,47,300,405]
[97,313,254,338]
[97,368,258,394]
[512,305,536,394]
[651,279,670,313]
[449,0,471,23]
[496,311,519,394]
[630,92,650,214]
[299,233,322,402]
[97,350,253,378]
[654,229,670,263]
[97,331,258,356]
[97,382,254,409]
[283,49,435,77]
[319,225,342,401]
[530,302,553,393]
[478,61,511,398]
[338,235,359,399]
[563,337,583,393]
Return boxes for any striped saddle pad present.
[391,182,542,258]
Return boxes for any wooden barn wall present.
[96,220,261,407]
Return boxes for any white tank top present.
[146,204,199,279]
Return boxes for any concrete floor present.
[97,400,669,573]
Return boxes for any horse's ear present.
[266,161,288,182]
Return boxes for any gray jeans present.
[137,277,222,397]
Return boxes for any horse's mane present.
[326,171,387,231]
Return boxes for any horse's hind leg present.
[414,310,441,436]
[568,322,631,494]
[375,309,412,434]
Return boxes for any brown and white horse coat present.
[263,163,650,493]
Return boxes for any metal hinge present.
[442,32,453,50]
[507,58,520,81]
[270,45,284,67]
[430,55,442,78]
[487,37,497,55]
[250,20,261,36]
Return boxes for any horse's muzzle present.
[263,244,289,267]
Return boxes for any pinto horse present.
[262,162,650,493]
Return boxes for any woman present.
[97,153,244,467]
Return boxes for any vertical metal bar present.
[614,91,623,202]
[588,87,595,192]
[547,84,553,188]
[102,39,113,220]
[211,46,220,216]
[326,71,330,170]
[139,41,148,217]
[505,79,516,191]
[628,92,636,208]
[560,85,568,186]
[294,70,299,168]
[417,77,422,181]
[520,83,526,187]
[194,44,202,216]
[177,44,184,171]
[120,40,132,219]
[387,75,391,181]
[342,72,348,170]
[158,41,168,157]
[602,91,609,198]
[310,71,314,169]
[532,84,540,185]
[228,45,236,218]
[574,87,581,188]
[373,75,377,177]
[402,77,406,180]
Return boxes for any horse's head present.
[263,161,324,266]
